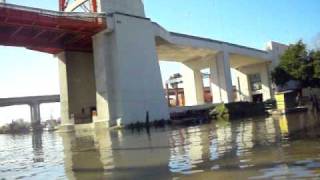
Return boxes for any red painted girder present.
[0,4,106,54]
[92,0,97,12]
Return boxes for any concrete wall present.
[232,63,272,101]
[97,0,145,17]
[57,52,97,124]
[266,41,288,69]
[93,13,169,126]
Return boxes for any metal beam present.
[65,0,89,12]
[59,0,66,11]
[10,26,23,37]
[92,0,97,12]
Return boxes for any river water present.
[1,112,320,180]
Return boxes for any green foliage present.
[271,66,293,86]
[272,40,320,87]
[225,102,265,119]
[279,40,309,80]
[312,51,320,79]
[210,103,228,118]
[0,120,30,134]
[210,102,265,119]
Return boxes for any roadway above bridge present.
[0,3,106,54]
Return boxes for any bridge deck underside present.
[0,4,106,54]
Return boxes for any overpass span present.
[0,95,60,127]
[0,95,60,107]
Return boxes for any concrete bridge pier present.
[57,51,97,132]
[92,13,170,128]
[181,50,234,105]
[210,51,233,104]
[29,103,41,130]
[181,63,205,106]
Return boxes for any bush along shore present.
[126,101,268,131]
[0,120,31,134]
[211,102,266,120]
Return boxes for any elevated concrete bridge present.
[0,0,288,132]
[0,95,60,126]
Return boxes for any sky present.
[0,0,320,125]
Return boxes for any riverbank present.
[0,120,31,134]
[125,101,269,131]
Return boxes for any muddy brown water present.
[1,112,320,179]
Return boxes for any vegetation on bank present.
[0,120,31,134]
[272,40,320,88]
[210,102,266,119]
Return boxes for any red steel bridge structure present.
[59,0,97,12]
[0,1,105,54]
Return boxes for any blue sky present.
[0,0,319,124]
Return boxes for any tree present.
[272,40,320,88]
[271,66,293,86]
[311,51,320,78]
[279,40,309,81]
[309,50,320,87]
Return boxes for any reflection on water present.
[1,112,320,179]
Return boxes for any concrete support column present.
[92,14,169,126]
[235,63,272,102]
[232,68,251,102]
[30,103,41,129]
[56,51,97,132]
[57,52,74,132]
[57,52,72,127]
[265,63,273,100]
[259,63,272,101]
[181,64,204,106]
[92,30,113,128]
[210,51,233,103]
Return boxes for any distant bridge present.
[0,95,60,126]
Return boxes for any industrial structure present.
[0,0,288,131]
